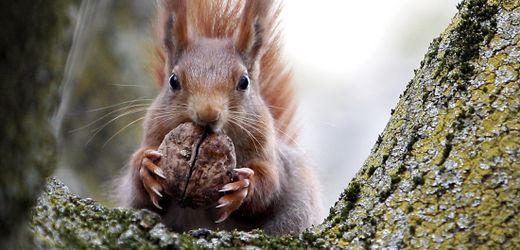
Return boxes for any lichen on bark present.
[320,0,519,248]
[26,0,519,248]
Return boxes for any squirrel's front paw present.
[138,148,166,209]
[215,168,254,223]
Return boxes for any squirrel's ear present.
[159,0,191,72]
[235,0,271,69]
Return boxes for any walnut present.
[157,123,236,208]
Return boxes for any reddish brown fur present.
[154,0,296,142]
[119,0,322,235]
[241,160,281,215]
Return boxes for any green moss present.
[412,176,425,187]
[325,181,362,225]
[344,181,361,203]
[366,165,377,177]
[30,179,324,249]
[423,37,442,66]
[434,0,498,84]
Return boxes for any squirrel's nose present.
[195,105,221,126]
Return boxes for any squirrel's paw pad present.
[232,168,254,179]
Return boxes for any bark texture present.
[320,0,519,248]
[27,0,519,248]
[0,0,70,248]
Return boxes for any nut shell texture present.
[157,123,236,208]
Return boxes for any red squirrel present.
[117,0,322,235]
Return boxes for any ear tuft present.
[160,0,191,73]
[235,0,272,69]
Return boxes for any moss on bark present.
[26,0,519,248]
[320,0,519,248]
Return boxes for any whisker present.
[230,113,301,149]
[102,116,147,147]
[83,103,188,146]
[255,116,300,144]
[232,117,269,149]
[88,104,182,135]
[228,110,262,117]
[227,118,260,153]
[87,98,153,112]
[85,108,149,145]
[153,113,180,129]
[89,106,176,135]
[70,104,152,133]
[228,104,288,111]
[144,106,188,129]
[89,107,149,134]
[110,84,149,88]
[228,116,263,154]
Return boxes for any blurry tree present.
[57,0,157,204]
[0,0,71,248]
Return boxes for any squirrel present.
[117,0,323,235]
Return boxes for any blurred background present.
[56,0,460,211]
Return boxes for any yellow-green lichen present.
[316,0,518,248]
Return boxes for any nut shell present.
[157,123,236,208]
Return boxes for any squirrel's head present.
[156,0,272,133]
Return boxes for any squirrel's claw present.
[215,211,229,224]
[215,167,254,223]
[143,157,166,179]
[144,149,163,160]
[140,167,164,209]
[139,150,165,209]
[151,195,163,210]
[215,187,248,223]
[219,179,250,193]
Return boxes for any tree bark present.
[319,0,519,247]
[0,0,71,248]
[26,0,520,248]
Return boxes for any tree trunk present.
[0,0,72,248]
[26,0,520,248]
[318,0,519,247]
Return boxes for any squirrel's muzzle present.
[189,97,226,131]
[196,105,220,125]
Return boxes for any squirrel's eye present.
[169,73,181,90]
[237,75,250,91]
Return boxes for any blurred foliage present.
[58,0,158,205]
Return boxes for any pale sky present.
[281,0,460,209]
